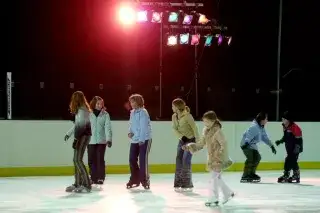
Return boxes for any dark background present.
[2,0,320,121]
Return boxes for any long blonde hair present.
[69,91,91,114]
[172,98,190,113]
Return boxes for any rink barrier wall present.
[1,121,320,177]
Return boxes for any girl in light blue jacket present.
[88,96,112,185]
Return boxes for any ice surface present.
[1,171,320,213]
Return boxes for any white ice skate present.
[222,192,235,205]
[74,186,91,193]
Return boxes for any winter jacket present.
[128,108,152,144]
[277,123,303,154]
[89,110,112,144]
[187,123,233,172]
[172,110,200,142]
[66,107,91,140]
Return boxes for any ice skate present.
[142,181,150,190]
[126,180,140,189]
[288,170,300,183]
[240,175,253,183]
[278,171,290,183]
[205,199,219,207]
[222,192,235,205]
[74,185,91,193]
[65,184,77,192]
[251,174,261,183]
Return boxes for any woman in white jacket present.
[88,96,112,185]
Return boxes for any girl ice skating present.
[183,111,234,206]
[172,98,199,191]
[88,96,112,186]
[64,91,92,193]
[127,94,152,189]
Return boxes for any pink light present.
[152,12,162,23]
[191,34,200,45]
[137,11,148,22]
[118,6,136,25]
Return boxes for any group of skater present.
[64,90,303,206]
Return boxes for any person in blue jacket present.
[126,94,152,189]
[240,112,277,183]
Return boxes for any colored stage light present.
[168,12,179,22]
[167,35,178,46]
[182,15,193,25]
[137,11,148,22]
[180,33,189,44]
[151,12,162,23]
[217,35,223,45]
[205,35,213,47]
[118,6,136,25]
[191,34,200,45]
[198,14,209,25]
[227,36,232,45]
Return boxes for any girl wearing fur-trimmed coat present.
[183,111,234,206]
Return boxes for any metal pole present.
[6,72,12,120]
[194,29,199,117]
[159,21,163,118]
[276,0,283,121]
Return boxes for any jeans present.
[174,140,193,188]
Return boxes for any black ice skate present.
[126,180,140,189]
[251,174,261,183]
[288,170,300,183]
[278,171,290,183]
[141,181,150,190]
[240,175,253,183]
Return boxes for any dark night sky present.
[2,0,320,121]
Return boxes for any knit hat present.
[282,111,293,122]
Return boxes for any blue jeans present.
[174,140,193,188]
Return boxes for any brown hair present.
[90,96,105,110]
[69,91,91,114]
[172,98,190,112]
[202,110,222,128]
[129,94,145,108]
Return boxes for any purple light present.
[183,15,193,25]
[218,35,223,45]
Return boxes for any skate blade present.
[127,184,140,189]
[222,193,235,205]
[205,201,219,207]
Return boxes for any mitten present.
[181,136,188,143]
[241,143,249,150]
[72,139,78,149]
[271,145,277,154]
[64,135,70,142]
[275,140,282,146]
[107,141,112,148]
[293,145,300,154]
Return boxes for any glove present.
[181,136,188,143]
[72,139,78,149]
[64,135,70,142]
[275,140,282,146]
[241,143,249,150]
[107,141,112,148]
[293,145,300,154]
[271,145,277,154]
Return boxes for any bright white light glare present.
[118,6,136,25]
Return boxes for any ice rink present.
[1,170,320,213]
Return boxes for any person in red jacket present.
[276,111,303,183]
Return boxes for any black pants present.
[242,148,261,176]
[284,153,299,172]
[129,140,152,184]
[73,135,91,188]
[174,140,193,188]
[88,144,107,183]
